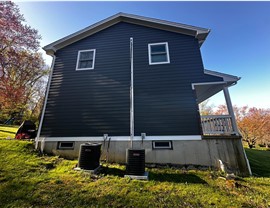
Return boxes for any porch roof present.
[192,69,241,104]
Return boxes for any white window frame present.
[76,49,96,70]
[152,140,173,150]
[148,42,170,65]
[57,141,75,150]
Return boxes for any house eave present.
[43,12,210,53]
[192,70,241,104]
[43,47,57,56]
[204,69,241,83]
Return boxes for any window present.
[57,142,75,150]
[148,42,170,65]
[152,141,173,150]
[76,49,96,70]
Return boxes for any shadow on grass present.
[149,172,207,184]
[100,166,207,184]
[100,166,125,177]
[0,129,17,134]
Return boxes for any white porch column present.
[223,87,239,135]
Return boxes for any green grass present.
[0,126,270,207]
[245,148,270,177]
[0,124,18,139]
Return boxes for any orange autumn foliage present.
[215,105,270,148]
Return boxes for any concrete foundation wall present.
[40,137,250,176]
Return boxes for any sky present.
[16,1,270,109]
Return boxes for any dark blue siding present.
[41,22,222,137]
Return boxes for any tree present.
[213,104,228,115]
[213,105,270,148]
[0,2,48,124]
[258,111,270,148]
[199,99,215,115]
[233,106,270,148]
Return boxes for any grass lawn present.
[245,148,270,177]
[0,124,18,139]
[0,126,270,207]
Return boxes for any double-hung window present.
[148,42,170,65]
[76,49,96,70]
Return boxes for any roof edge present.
[43,13,122,53]
[43,12,210,54]
[204,69,241,83]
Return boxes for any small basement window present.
[152,141,173,150]
[76,49,96,70]
[57,141,75,150]
[148,42,170,65]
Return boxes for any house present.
[37,13,251,175]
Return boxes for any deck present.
[201,115,239,136]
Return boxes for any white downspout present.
[130,37,134,149]
[35,55,56,149]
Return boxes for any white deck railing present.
[201,115,237,135]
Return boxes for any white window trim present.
[57,141,75,150]
[76,49,96,71]
[148,42,170,65]
[152,140,173,149]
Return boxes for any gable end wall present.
[40,22,222,137]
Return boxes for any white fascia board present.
[43,13,210,53]
[122,12,209,33]
[204,69,241,82]
[43,15,121,52]
[41,135,202,142]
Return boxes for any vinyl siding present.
[40,22,222,137]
